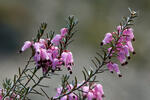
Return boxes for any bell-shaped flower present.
[52,58,60,70]
[61,51,74,66]
[127,41,134,52]
[39,39,47,47]
[117,50,127,64]
[54,87,62,98]
[82,86,89,96]
[68,93,78,100]
[123,28,134,41]
[40,48,49,61]
[106,62,114,73]
[112,63,120,75]
[96,92,103,100]
[51,46,59,59]
[33,42,45,53]
[60,28,68,37]
[117,25,122,34]
[94,84,104,96]
[21,41,32,52]
[123,45,130,57]
[51,34,62,45]
[87,92,95,100]
[107,62,121,76]
[102,33,113,45]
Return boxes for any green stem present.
[2,56,33,100]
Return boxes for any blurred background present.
[0,0,150,100]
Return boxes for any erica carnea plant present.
[0,8,137,100]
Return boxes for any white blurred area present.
[0,0,150,100]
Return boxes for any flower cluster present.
[54,84,78,100]
[101,26,135,76]
[20,28,74,74]
[82,83,104,100]
[0,88,20,100]
[54,82,104,100]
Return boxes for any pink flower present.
[48,46,59,59]
[123,28,134,41]
[108,47,115,57]
[117,50,127,64]
[106,62,114,73]
[51,34,62,45]
[61,28,68,37]
[112,63,120,75]
[81,83,104,100]
[39,39,47,45]
[96,92,103,100]
[87,92,95,100]
[68,93,78,100]
[40,48,49,61]
[33,42,46,53]
[127,41,134,52]
[54,83,104,100]
[117,25,122,33]
[122,45,130,57]
[107,62,121,76]
[34,52,41,66]
[94,84,104,96]
[61,51,74,67]
[102,33,113,45]
[82,86,89,96]
[52,58,60,69]
[54,84,78,100]
[21,41,32,52]
[55,87,62,97]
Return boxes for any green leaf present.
[82,71,87,80]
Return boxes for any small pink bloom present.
[127,41,134,52]
[82,86,89,96]
[106,62,114,73]
[51,34,62,45]
[33,42,46,53]
[117,51,127,64]
[117,25,122,33]
[87,92,95,100]
[40,48,49,61]
[94,84,104,95]
[55,87,62,97]
[61,51,74,66]
[39,39,46,44]
[52,58,60,69]
[123,45,130,57]
[51,46,59,59]
[107,62,120,75]
[60,28,68,37]
[102,33,113,45]
[96,92,103,100]
[112,63,120,75]
[21,41,32,52]
[108,47,115,57]
[34,52,41,65]
[123,28,134,41]
[68,93,78,100]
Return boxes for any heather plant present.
[0,8,137,100]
